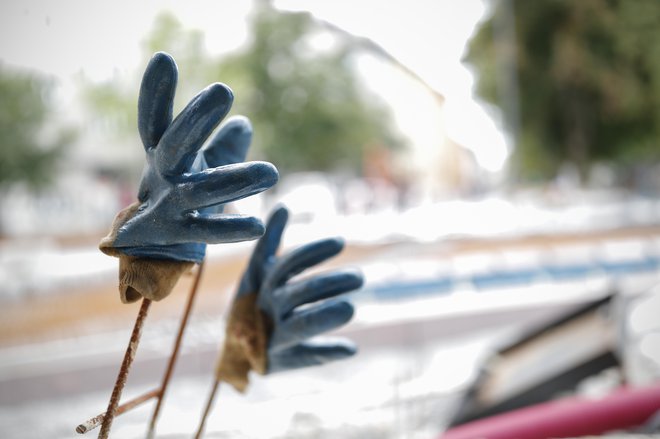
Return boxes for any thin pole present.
[98,298,152,439]
[194,377,221,439]
[146,261,206,438]
[76,388,160,434]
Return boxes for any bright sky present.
[0,0,508,173]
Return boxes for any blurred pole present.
[493,0,521,184]
[194,377,221,439]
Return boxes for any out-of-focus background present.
[2,0,660,438]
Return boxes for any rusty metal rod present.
[146,261,206,438]
[97,298,152,439]
[194,377,221,439]
[77,262,205,436]
[76,388,160,434]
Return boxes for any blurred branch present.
[314,17,446,106]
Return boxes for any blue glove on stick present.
[215,206,363,392]
[100,52,278,303]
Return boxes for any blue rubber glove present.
[216,206,363,391]
[100,52,278,303]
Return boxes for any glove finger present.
[203,116,252,167]
[250,205,288,269]
[178,213,266,244]
[157,83,233,176]
[268,341,357,373]
[138,52,178,149]
[270,300,354,350]
[179,161,278,210]
[238,206,288,297]
[195,116,255,216]
[262,237,344,292]
[273,268,363,318]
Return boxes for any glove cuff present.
[215,292,271,392]
[117,255,194,303]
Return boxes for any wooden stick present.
[194,377,221,439]
[76,388,160,434]
[97,298,152,439]
[146,261,206,438]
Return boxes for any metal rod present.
[76,388,160,434]
[194,377,221,439]
[98,298,152,439]
[146,261,206,438]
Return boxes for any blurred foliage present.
[83,3,403,175]
[80,79,136,145]
[466,0,660,183]
[0,65,74,190]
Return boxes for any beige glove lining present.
[215,292,271,392]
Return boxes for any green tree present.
[83,5,403,176]
[466,0,660,183]
[0,65,73,189]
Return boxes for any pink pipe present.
[440,382,660,439]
